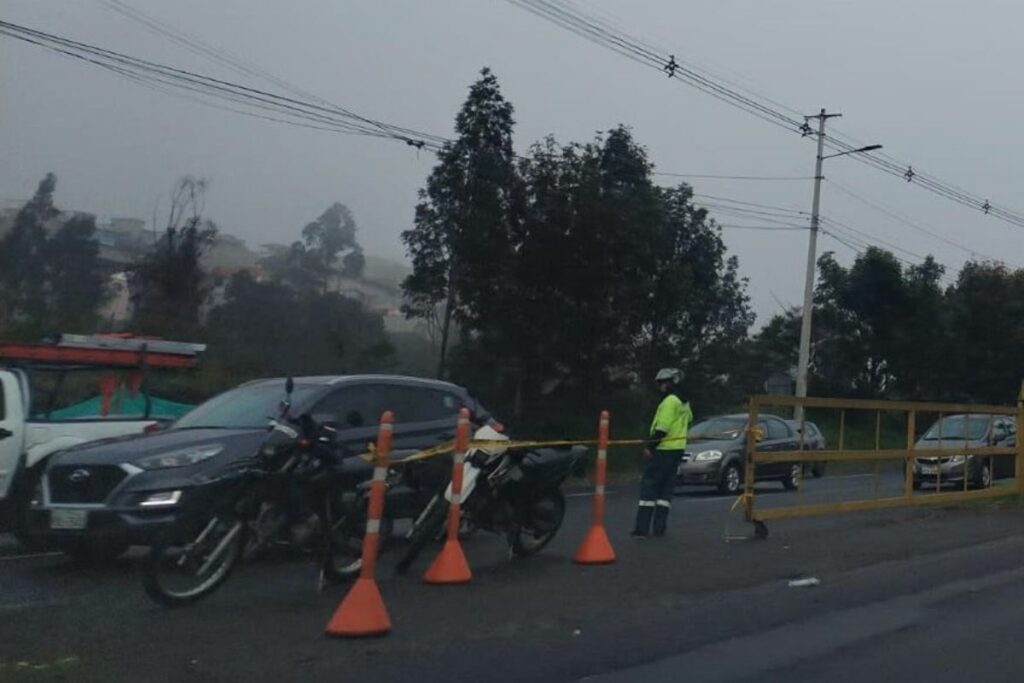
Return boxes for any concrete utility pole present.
[794,109,881,422]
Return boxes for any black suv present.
[26,375,496,558]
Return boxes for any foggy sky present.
[3,0,1023,324]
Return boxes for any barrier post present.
[904,410,916,499]
[325,412,394,637]
[423,408,473,584]
[574,410,616,564]
[1017,382,1024,495]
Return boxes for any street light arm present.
[821,144,883,161]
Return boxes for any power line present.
[654,172,812,181]
[717,224,806,231]
[825,177,1010,265]
[0,19,448,151]
[506,0,1024,230]
[94,0,450,146]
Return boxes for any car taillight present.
[144,423,163,434]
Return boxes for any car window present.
[174,382,319,430]
[766,418,790,440]
[393,386,461,423]
[993,418,1014,439]
[310,384,390,429]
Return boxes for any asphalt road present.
[2,471,1023,682]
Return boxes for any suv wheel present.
[718,462,742,495]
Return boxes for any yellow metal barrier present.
[743,391,1024,539]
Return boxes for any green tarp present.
[48,389,193,420]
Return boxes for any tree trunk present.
[436,266,455,379]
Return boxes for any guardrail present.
[743,393,1024,539]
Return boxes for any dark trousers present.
[634,449,683,535]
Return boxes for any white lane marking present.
[0,552,63,562]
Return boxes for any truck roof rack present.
[0,333,205,370]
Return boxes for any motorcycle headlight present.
[694,450,723,462]
[137,444,224,470]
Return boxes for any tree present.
[130,176,217,336]
[204,272,394,378]
[0,173,57,336]
[402,67,520,379]
[943,262,1024,403]
[261,202,365,292]
[46,214,108,332]
[0,173,108,338]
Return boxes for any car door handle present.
[0,427,13,440]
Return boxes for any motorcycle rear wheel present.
[510,489,566,557]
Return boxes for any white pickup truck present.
[0,367,167,535]
[0,334,203,543]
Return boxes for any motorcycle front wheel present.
[510,489,566,557]
[143,514,247,607]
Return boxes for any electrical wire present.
[654,172,812,181]
[825,178,1010,265]
[506,0,1024,230]
[0,19,447,151]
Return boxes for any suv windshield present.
[174,382,319,430]
[689,417,747,441]
[922,415,990,441]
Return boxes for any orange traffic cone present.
[325,577,391,637]
[424,408,473,584]
[574,523,616,564]
[423,537,472,584]
[326,413,394,638]
[574,411,616,565]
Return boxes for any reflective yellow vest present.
[650,394,693,451]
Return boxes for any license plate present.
[920,466,937,475]
[50,508,89,530]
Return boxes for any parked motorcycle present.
[142,406,370,607]
[395,426,587,573]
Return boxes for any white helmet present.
[654,368,682,384]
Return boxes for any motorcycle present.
[142,407,371,607]
[395,425,587,573]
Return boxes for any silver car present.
[912,414,1017,489]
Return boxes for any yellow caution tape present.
[358,432,723,464]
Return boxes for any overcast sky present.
[3,0,1023,324]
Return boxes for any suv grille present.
[47,465,127,504]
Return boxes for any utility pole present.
[794,109,881,422]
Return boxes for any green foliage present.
[261,202,365,291]
[402,69,755,425]
[202,272,394,380]
[0,173,108,339]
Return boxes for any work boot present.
[633,504,654,537]
[652,505,670,537]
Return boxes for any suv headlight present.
[137,444,224,470]
[694,450,723,462]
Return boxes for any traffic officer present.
[632,367,693,538]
